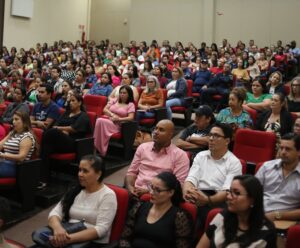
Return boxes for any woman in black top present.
[39,92,91,187]
[197,175,276,248]
[287,76,300,115]
[119,172,193,248]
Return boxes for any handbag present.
[32,221,89,248]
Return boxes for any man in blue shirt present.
[30,83,60,129]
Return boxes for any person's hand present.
[202,85,208,90]
[185,188,209,206]
[50,226,69,247]
[111,115,120,122]
[36,121,46,129]
[265,211,276,222]
[134,187,149,197]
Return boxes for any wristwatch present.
[275,211,282,220]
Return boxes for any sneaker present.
[37,181,47,190]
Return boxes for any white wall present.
[214,0,300,47]
[89,0,131,45]
[129,0,204,47]
[3,0,90,49]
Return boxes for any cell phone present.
[39,232,51,242]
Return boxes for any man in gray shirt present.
[256,133,300,221]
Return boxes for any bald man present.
[125,120,190,197]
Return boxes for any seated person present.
[266,71,285,96]
[244,77,272,112]
[0,196,21,248]
[136,75,164,122]
[256,133,300,222]
[109,72,139,102]
[0,111,36,178]
[165,67,187,120]
[119,172,193,248]
[256,93,293,151]
[183,122,242,229]
[32,155,117,247]
[39,92,91,187]
[125,120,190,197]
[87,72,113,97]
[30,83,60,129]
[294,117,300,135]
[197,175,276,248]
[217,87,252,133]
[94,85,135,157]
[287,76,300,116]
[1,87,30,124]
[192,59,211,93]
[54,80,73,108]
[176,105,215,158]
[200,63,233,109]
[232,59,250,88]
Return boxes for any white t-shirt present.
[49,185,117,243]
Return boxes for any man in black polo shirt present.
[176,105,215,160]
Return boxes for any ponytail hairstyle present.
[155,171,183,206]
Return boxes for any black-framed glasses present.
[147,184,170,194]
[207,132,225,139]
[226,189,248,198]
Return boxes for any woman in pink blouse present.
[94,85,135,156]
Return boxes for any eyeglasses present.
[292,84,300,87]
[226,189,248,198]
[147,80,155,83]
[207,132,225,139]
[147,184,169,195]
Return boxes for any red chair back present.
[106,184,129,242]
[254,162,265,174]
[83,95,107,117]
[87,111,97,130]
[243,105,257,126]
[186,80,193,97]
[233,129,276,164]
[204,208,222,230]
[286,225,300,248]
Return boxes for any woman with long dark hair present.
[94,85,135,157]
[39,92,91,186]
[119,171,193,248]
[33,155,117,247]
[197,175,276,248]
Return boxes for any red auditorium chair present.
[5,239,26,248]
[286,225,300,248]
[254,162,265,174]
[233,129,276,164]
[171,79,194,126]
[243,105,257,126]
[83,94,107,117]
[106,184,129,242]
[108,119,138,160]
[48,111,97,173]
[0,127,43,211]
[204,208,222,230]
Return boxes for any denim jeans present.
[0,160,16,177]
[166,98,182,119]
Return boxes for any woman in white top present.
[0,111,36,178]
[46,155,117,247]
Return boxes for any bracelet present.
[207,196,213,206]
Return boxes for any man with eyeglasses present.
[183,122,242,229]
[256,133,300,222]
[125,119,189,197]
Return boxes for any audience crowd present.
[0,37,300,247]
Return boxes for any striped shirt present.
[3,131,35,161]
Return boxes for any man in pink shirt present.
[125,119,190,197]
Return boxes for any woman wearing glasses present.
[119,172,193,248]
[136,75,164,122]
[197,175,276,248]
